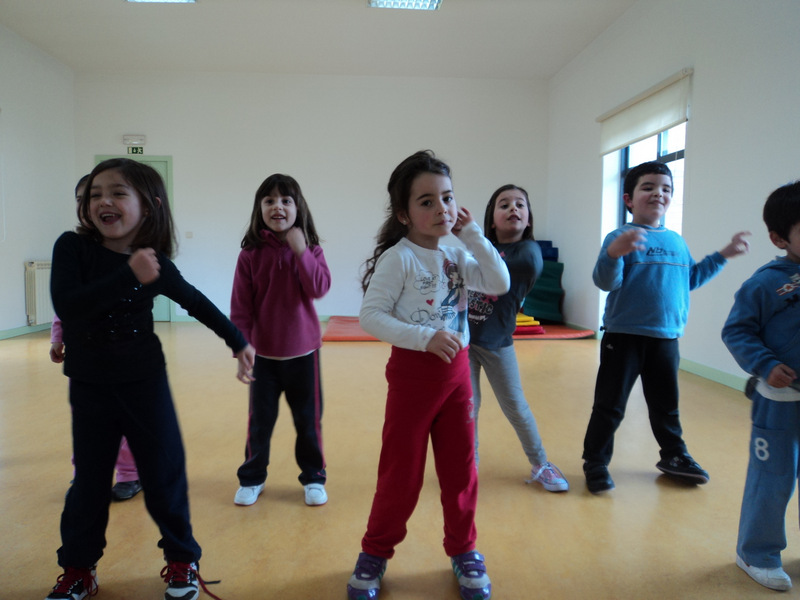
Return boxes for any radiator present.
[25,260,55,325]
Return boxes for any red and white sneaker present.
[45,566,98,600]
[162,561,223,600]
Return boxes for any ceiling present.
[0,0,636,80]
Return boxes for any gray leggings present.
[469,343,547,467]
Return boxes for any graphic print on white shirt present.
[409,258,466,333]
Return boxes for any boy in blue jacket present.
[722,180,800,592]
[582,161,750,494]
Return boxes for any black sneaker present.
[163,561,199,600]
[112,480,142,501]
[656,454,709,484]
[45,566,98,600]
[583,462,614,494]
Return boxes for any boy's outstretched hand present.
[607,228,647,259]
[720,231,752,258]
[236,344,256,383]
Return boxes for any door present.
[95,155,174,321]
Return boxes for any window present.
[596,70,691,324]
[597,122,687,324]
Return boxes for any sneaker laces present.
[527,462,562,484]
[161,561,224,600]
[52,567,98,597]
[528,462,549,483]
[670,454,696,468]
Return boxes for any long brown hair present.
[241,173,320,249]
[360,150,451,293]
[483,184,534,245]
[76,158,177,258]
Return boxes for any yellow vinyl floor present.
[1,322,797,599]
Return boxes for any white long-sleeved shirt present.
[360,221,510,351]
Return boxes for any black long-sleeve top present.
[51,231,247,384]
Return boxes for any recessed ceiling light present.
[367,0,442,10]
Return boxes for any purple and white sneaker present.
[347,552,387,600]
[451,551,491,600]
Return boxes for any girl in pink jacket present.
[230,174,331,508]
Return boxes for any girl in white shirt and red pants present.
[347,151,509,600]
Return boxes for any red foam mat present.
[321,316,594,342]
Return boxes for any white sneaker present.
[234,483,265,506]
[736,554,792,591]
[303,483,327,506]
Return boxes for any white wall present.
[4,0,799,386]
[73,72,547,318]
[0,25,75,333]
[547,0,800,381]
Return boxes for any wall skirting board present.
[680,358,746,393]
[0,320,746,394]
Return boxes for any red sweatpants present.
[361,346,478,559]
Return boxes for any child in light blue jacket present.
[722,180,800,592]
[582,161,750,494]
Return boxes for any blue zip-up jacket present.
[722,258,800,381]
[594,224,727,339]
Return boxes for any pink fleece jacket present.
[230,230,331,358]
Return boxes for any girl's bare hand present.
[128,248,161,285]
[236,344,256,383]
[452,207,474,236]
[50,343,65,363]
[285,227,307,256]
[425,330,463,363]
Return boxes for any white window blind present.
[597,68,693,155]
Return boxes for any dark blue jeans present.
[582,332,688,466]
[58,370,200,568]
[236,351,326,487]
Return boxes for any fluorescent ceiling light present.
[367,0,442,10]
[126,0,195,3]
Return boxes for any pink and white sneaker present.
[527,462,569,492]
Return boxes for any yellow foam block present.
[516,314,540,326]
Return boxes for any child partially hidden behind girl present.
[46,158,255,600]
[347,150,510,600]
[467,184,568,492]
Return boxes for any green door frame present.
[94,154,175,322]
